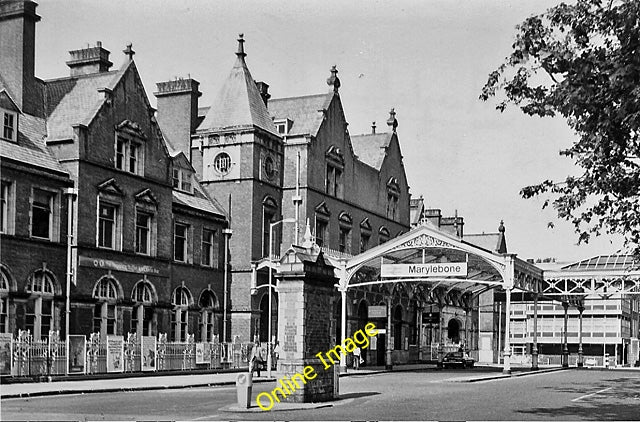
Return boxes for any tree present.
[480,0,640,256]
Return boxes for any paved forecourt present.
[3,367,639,420]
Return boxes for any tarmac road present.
[2,368,639,420]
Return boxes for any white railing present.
[1,330,255,378]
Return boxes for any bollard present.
[235,372,253,408]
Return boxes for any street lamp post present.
[63,188,77,376]
[267,218,295,378]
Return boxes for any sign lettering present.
[381,263,467,277]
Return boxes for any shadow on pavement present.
[337,391,380,400]
[517,376,640,421]
[517,403,640,421]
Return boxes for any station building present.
[154,35,412,345]
[0,1,228,343]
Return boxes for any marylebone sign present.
[381,263,467,277]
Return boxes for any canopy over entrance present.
[330,224,544,374]
[336,225,543,295]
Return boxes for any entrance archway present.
[259,293,278,343]
[335,224,545,374]
[447,318,461,344]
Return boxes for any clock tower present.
[192,34,283,341]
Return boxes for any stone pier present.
[276,244,338,402]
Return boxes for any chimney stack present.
[66,41,113,76]
[0,0,42,115]
[154,77,202,162]
[255,81,270,107]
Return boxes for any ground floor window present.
[93,303,117,336]
[132,305,153,337]
[171,309,188,342]
[26,297,53,339]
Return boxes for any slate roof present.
[268,93,333,137]
[45,69,122,141]
[350,132,393,170]
[198,54,277,136]
[465,233,507,254]
[172,190,225,217]
[1,113,68,174]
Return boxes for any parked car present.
[442,351,475,368]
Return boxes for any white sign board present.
[381,263,467,277]
[368,305,386,318]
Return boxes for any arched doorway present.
[393,305,403,350]
[259,293,278,343]
[448,318,461,344]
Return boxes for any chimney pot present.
[67,43,113,76]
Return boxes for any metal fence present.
[2,330,255,378]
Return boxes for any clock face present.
[263,155,276,180]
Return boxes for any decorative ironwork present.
[182,334,194,370]
[542,276,640,296]
[157,333,167,370]
[392,234,460,252]
[13,329,31,376]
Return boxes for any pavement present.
[1,363,636,400]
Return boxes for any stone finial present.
[123,43,135,61]
[387,108,398,132]
[372,122,376,134]
[327,65,341,94]
[236,33,246,59]
[302,218,314,249]
[499,220,505,233]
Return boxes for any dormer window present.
[386,177,400,220]
[325,146,344,199]
[172,169,193,193]
[1,110,17,143]
[274,118,292,135]
[115,135,143,175]
[114,120,145,176]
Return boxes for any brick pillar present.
[276,245,337,403]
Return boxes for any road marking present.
[191,415,220,420]
[571,386,612,402]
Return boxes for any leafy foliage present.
[481,0,640,256]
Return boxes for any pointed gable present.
[97,178,124,196]
[198,34,277,136]
[135,188,158,206]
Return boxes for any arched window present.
[171,286,192,342]
[93,277,119,337]
[131,280,155,337]
[26,269,56,339]
[0,267,10,334]
[198,290,219,342]
[262,196,278,258]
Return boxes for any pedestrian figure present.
[250,342,263,377]
[353,346,361,370]
[273,341,281,370]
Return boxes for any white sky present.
[34,0,624,262]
